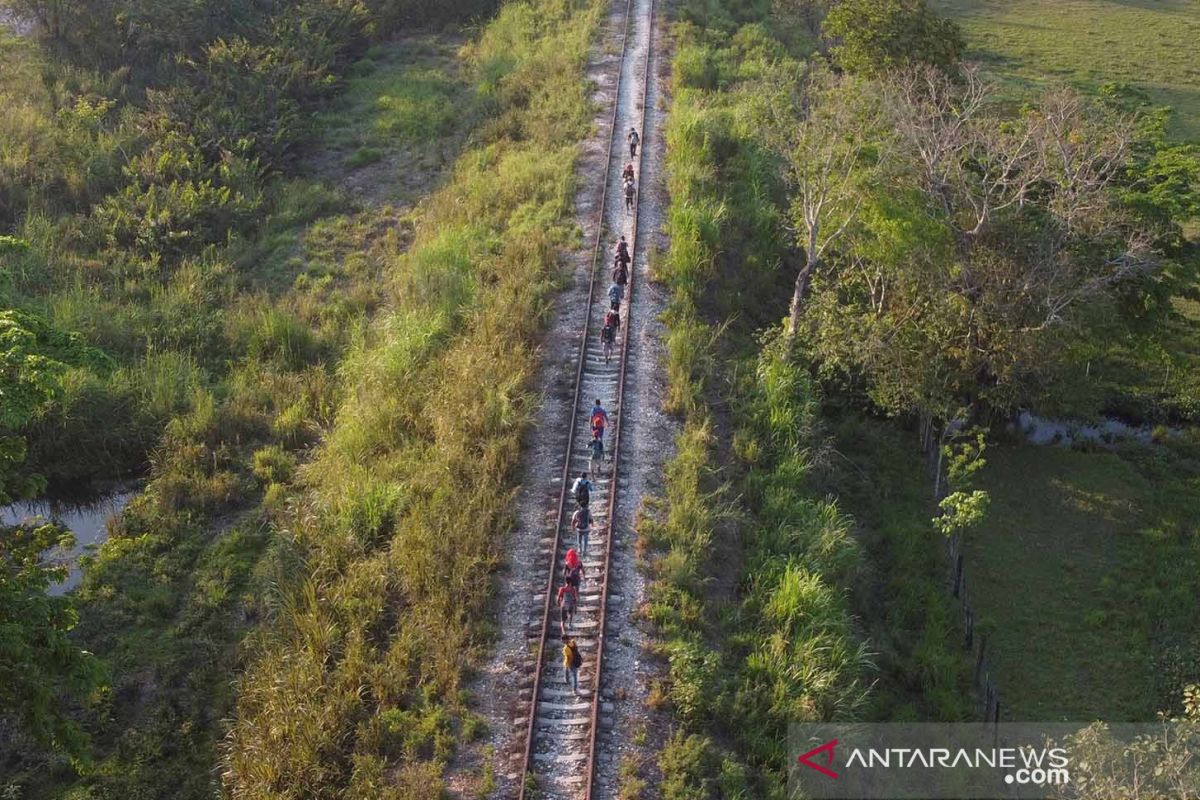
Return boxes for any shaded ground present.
[965,441,1200,721]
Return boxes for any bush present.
[252,445,296,485]
[822,0,963,75]
[661,732,722,800]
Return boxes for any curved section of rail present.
[517,0,655,795]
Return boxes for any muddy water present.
[1,489,136,594]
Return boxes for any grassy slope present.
[635,8,973,797]
[222,2,603,797]
[930,0,1200,140]
[1,35,477,799]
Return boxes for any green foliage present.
[0,523,108,764]
[0,308,113,503]
[91,131,264,261]
[934,427,990,537]
[660,732,722,800]
[251,444,296,484]
[1,2,498,796]
[221,1,603,796]
[792,69,1185,426]
[1056,695,1200,799]
[823,0,963,75]
[642,10,880,795]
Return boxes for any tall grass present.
[0,17,503,800]
[222,1,604,796]
[639,11,873,797]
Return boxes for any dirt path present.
[450,0,675,796]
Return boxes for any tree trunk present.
[784,258,816,349]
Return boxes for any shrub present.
[661,732,721,800]
[252,445,296,485]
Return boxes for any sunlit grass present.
[931,0,1200,140]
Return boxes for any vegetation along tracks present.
[517,0,655,795]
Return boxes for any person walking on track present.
[588,432,605,473]
[600,315,616,364]
[564,548,585,591]
[628,127,639,158]
[612,253,628,287]
[557,581,578,636]
[605,307,621,335]
[572,471,591,508]
[571,504,592,554]
[615,235,631,267]
[622,162,635,184]
[590,399,609,441]
[624,175,635,213]
[563,636,582,694]
[607,280,624,311]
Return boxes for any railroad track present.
[516,0,654,795]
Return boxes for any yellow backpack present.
[562,642,581,669]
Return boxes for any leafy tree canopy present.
[822,0,963,76]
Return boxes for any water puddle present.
[1,489,136,595]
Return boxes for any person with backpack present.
[564,548,585,590]
[588,432,605,474]
[607,281,623,311]
[600,318,616,364]
[590,399,608,441]
[628,127,639,158]
[571,471,591,508]
[557,581,578,636]
[614,260,633,287]
[615,235,631,267]
[571,504,592,554]
[624,176,635,213]
[622,162,635,183]
[604,308,621,334]
[612,253,628,285]
[563,635,582,694]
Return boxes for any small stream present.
[1015,410,1181,447]
[1,489,136,595]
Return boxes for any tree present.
[933,426,989,536]
[798,68,1161,422]
[1051,686,1200,799]
[770,68,881,351]
[772,0,827,37]
[1,308,112,503]
[1,522,108,763]
[1,308,111,760]
[822,0,963,76]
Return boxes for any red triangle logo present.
[797,738,839,779]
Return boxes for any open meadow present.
[932,0,1200,140]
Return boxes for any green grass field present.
[931,0,1200,140]
[965,441,1200,721]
